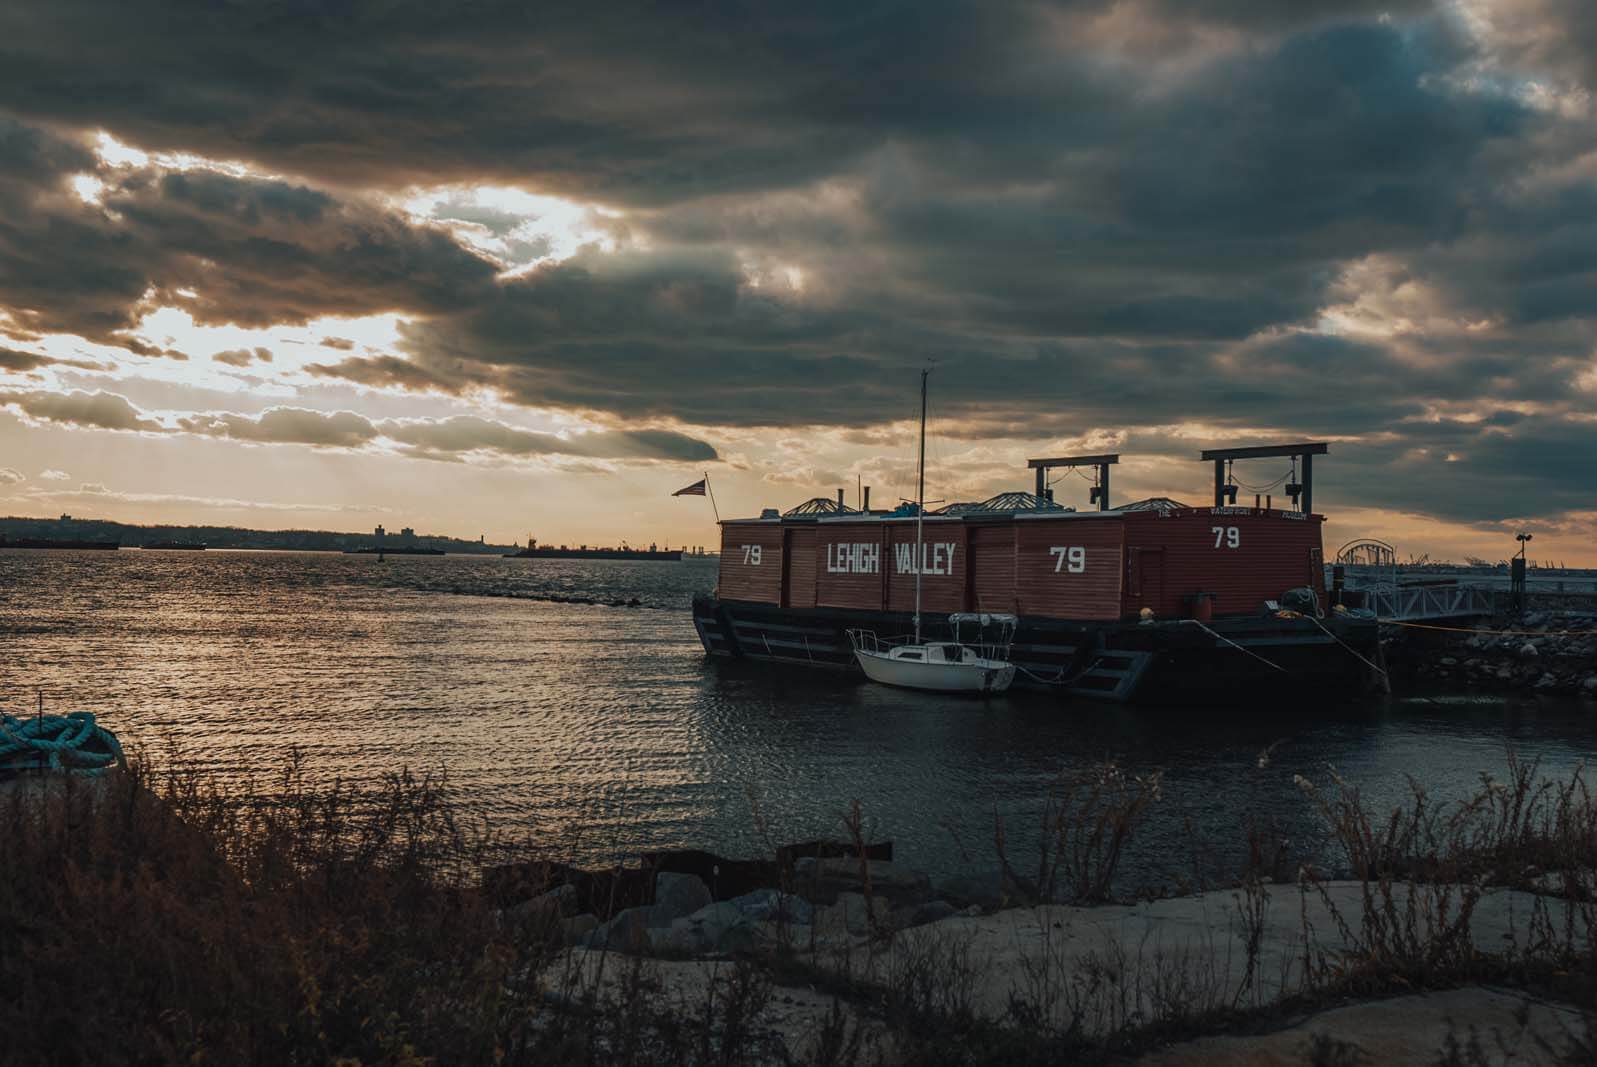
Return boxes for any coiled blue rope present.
[0,712,125,777]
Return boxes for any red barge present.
[692,443,1383,702]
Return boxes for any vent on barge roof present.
[935,492,1067,515]
[784,496,856,516]
[1113,496,1190,512]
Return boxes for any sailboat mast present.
[914,367,928,643]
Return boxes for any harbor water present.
[3,548,1594,889]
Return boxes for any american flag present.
[672,478,707,497]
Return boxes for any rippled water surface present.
[4,548,1595,886]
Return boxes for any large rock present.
[501,885,575,940]
[815,892,892,939]
[933,870,1007,910]
[561,913,599,946]
[910,900,959,926]
[587,905,653,952]
[728,888,812,925]
[793,857,931,904]
[653,872,712,924]
[660,901,759,954]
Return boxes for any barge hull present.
[693,595,1380,704]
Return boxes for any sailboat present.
[848,369,1018,695]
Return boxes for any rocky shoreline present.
[1390,610,1597,697]
[492,850,1596,1063]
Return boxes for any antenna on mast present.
[914,365,929,643]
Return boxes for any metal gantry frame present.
[1198,442,1328,513]
[1026,453,1120,511]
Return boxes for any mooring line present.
[1015,657,1103,687]
[1373,619,1597,637]
[1181,619,1289,673]
[1289,612,1389,680]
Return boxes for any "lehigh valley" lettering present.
[825,542,881,574]
[893,542,957,575]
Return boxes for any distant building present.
[375,525,386,538]
[400,527,415,539]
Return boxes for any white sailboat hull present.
[853,648,1017,694]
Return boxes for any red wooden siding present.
[1120,509,1326,618]
[815,523,888,611]
[783,527,817,608]
[717,523,783,604]
[968,524,1016,613]
[885,523,967,614]
[1013,518,1125,620]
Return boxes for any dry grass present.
[0,750,802,1066]
[5,748,1597,1066]
[993,761,1163,906]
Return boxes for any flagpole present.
[704,471,720,524]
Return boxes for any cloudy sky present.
[1,0,1594,562]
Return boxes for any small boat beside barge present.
[692,442,1382,704]
[846,368,1018,695]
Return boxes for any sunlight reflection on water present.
[3,548,1595,886]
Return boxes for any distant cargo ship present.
[0,537,119,550]
[142,540,207,550]
[505,537,682,561]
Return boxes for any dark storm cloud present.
[305,355,459,394]
[0,388,162,432]
[212,347,273,368]
[1464,0,1597,88]
[1323,417,1597,524]
[0,347,61,373]
[0,147,498,344]
[387,246,906,426]
[3,382,720,463]
[0,116,92,190]
[0,0,1033,199]
[177,405,718,461]
[1128,0,1431,29]
[378,415,718,463]
[0,0,1494,205]
[178,408,381,448]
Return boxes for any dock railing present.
[1365,583,1497,621]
